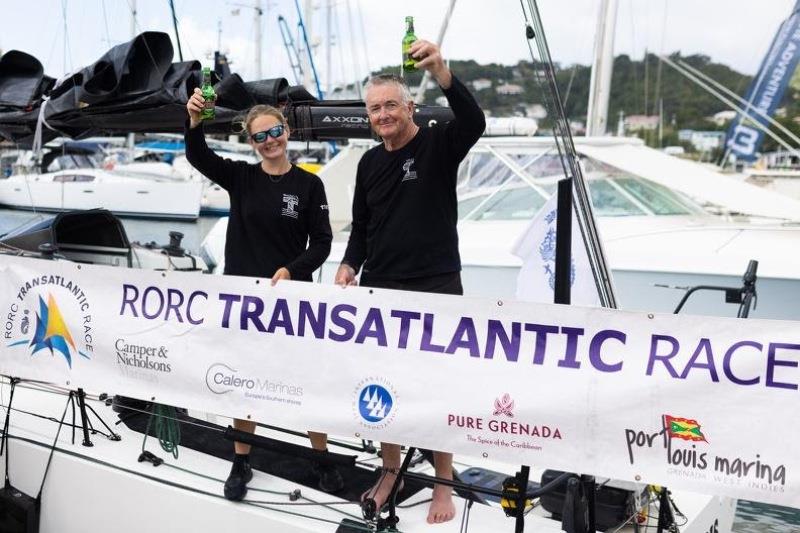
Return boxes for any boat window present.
[471,187,549,221]
[522,153,567,178]
[466,152,518,188]
[46,154,101,172]
[588,180,646,216]
[612,177,702,215]
[73,175,95,182]
[457,193,489,219]
[457,155,471,187]
[53,175,76,182]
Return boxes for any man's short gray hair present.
[364,74,413,104]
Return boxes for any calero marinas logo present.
[663,414,707,443]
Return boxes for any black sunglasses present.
[250,124,285,143]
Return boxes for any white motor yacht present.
[202,136,800,320]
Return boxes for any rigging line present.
[5,431,377,532]
[122,0,169,89]
[562,64,578,108]
[245,499,377,531]
[297,493,365,522]
[244,498,359,506]
[112,403,228,432]
[674,57,800,148]
[164,459,365,522]
[44,9,63,74]
[355,0,371,76]
[61,0,73,75]
[0,405,116,438]
[524,0,617,308]
[651,0,667,119]
[333,6,348,89]
[628,0,639,116]
[345,0,363,99]
[100,0,112,47]
[161,461,288,496]
[4,393,365,523]
[173,0,197,61]
[659,54,800,159]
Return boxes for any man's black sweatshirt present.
[342,75,485,282]
[185,124,332,280]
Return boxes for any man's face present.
[365,83,414,142]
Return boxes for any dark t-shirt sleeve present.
[441,75,486,163]
[342,157,369,273]
[184,120,243,191]
[286,176,333,278]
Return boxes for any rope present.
[459,497,474,533]
[142,403,181,459]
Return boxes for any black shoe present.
[224,461,253,501]
[311,461,344,493]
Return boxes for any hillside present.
[374,52,762,141]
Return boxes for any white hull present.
[3,383,737,533]
[0,171,203,220]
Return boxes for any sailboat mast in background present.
[585,0,617,136]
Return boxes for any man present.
[334,39,485,524]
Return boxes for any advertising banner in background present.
[0,255,797,507]
[725,0,800,162]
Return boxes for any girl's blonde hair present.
[237,105,286,135]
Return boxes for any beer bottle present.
[402,16,417,74]
[200,67,216,121]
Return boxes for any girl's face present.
[248,114,289,163]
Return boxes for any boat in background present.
[0,166,203,220]
[0,208,207,270]
[201,135,800,320]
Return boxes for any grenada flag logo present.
[27,294,88,368]
[663,414,707,443]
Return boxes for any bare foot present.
[361,471,404,511]
[427,484,456,524]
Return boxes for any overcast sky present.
[1,0,795,91]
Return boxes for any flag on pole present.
[511,192,601,306]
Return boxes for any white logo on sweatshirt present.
[282,194,299,218]
[401,158,418,182]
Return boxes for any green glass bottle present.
[200,67,216,121]
[402,16,417,74]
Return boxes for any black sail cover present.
[0,31,455,146]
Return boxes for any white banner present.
[0,255,798,507]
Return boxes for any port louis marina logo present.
[352,377,398,430]
[205,363,303,406]
[625,414,787,494]
[448,393,563,452]
[5,276,94,369]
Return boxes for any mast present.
[414,0,457,104]
[325,0,332,95]
[127,0,137,153]
[255,0,263,80]
[345,0,362,98]
[169,0,183,61]
[585,0,617,136]
[303,0,314,90]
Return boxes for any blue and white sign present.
[725,1,800,161]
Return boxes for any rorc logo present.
[5,276,94,369]
[353,377,398,430]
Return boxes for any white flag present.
[511,192,601,306]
